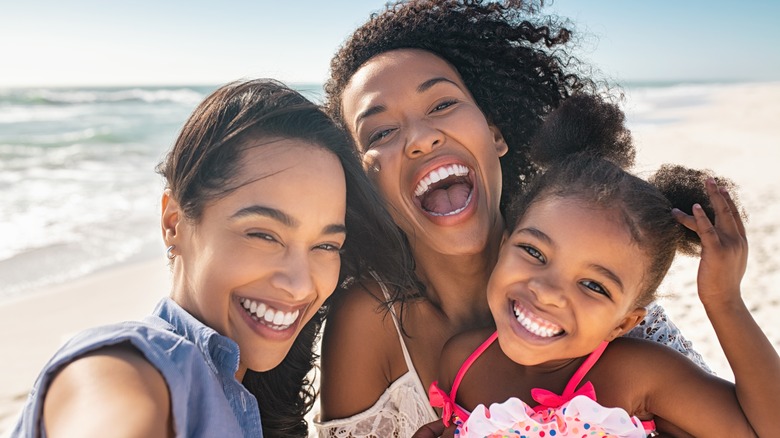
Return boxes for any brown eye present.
[581,280,610,298]
[431,100,457,112]
[518,244,545,263]
[368,128,396,145]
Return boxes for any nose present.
[270,249,315,301]
[528,273,567,308]
[404,120,444,158]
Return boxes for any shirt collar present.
[151,298,241,378]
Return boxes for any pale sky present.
[1,0,778,88]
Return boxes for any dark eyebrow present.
[355,77,461,125]
[515,227,553,246]
[231,205,347,236]
[417,76,459,93]
[356,104,386,124]
[324,224,348,236]
[232,205,297,226]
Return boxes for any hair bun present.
[650,164,743,256]
[529,94,635,169]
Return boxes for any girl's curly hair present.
[325,0,598,208]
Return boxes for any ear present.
[605,307,647,342]
[161,189,182,247]
[489,124,509,158]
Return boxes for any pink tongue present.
[421,182,471,214]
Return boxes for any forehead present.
[341,49,469,125]
[223,138,346,214]
[518,197,634,244]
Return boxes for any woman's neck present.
[412,220,504,327]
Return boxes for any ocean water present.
[0,81,736,302]
[0,84,324,301]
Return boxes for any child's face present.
[165,140,347,379]
[487,196,648,366]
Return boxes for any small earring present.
[166,245,176,260]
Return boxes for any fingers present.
[706,179,741,239]
[720,187,747,238]
[692,202,719,247]
[672,208,697,232]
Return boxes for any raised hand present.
[672,178,748,308]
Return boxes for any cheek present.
[312,255,342,301]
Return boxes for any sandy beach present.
[1,81,779,436]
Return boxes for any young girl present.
[11,79,414,438]
[422,96,780,437]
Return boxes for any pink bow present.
[428,381,454,427]
[530,381,597,411]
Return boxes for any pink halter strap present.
[563,340,608,396]
[449,331,499,400]
[449,333,609,407]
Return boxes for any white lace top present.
[314,299,708,437]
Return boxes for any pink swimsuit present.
[429,332,657,437]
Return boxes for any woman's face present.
[340,49,508,257]
[163,140,347,379]
[487,197,647,367]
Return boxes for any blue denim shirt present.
[12,298,263,437]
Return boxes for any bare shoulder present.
[43,342,172,437]
[319,280,411,420]
[600,333,750,435]
[437,327,494,392]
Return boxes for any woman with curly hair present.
[315,1,708,436]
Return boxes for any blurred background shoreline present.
[2,80,779,436]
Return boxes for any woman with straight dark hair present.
[12,79,414,438]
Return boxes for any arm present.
[674,181,780,436]
[608,338,755,436]
[43,343,172,438]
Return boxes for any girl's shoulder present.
[442,327,495,361]
[438,327,496,391]
[590,336,713,410]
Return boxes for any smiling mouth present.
[414,164,473,216]
[513,302,565,338]
[239,297,300,331]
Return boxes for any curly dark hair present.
[508,94,742,307]
[325,0,598,209]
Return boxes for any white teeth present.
[239,298,300,331]
[513,304,563,338]
[414,164,469,197]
